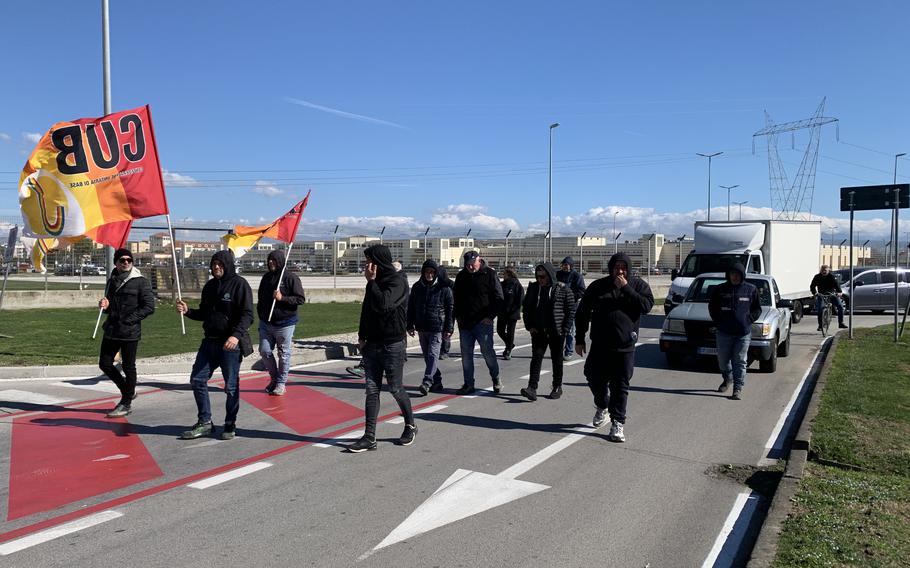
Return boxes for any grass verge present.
[772,326,910,566]
[1,280,105,290]
[0,301,361,366]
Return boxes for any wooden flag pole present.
[267,241,294,322]
[92,277,112,339]
[165,214,186,334]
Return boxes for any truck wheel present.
[776,331,790,357]
[791,302,803,324]
[666,352,684,368]
[760,339,778,373]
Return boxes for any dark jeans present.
[816,294,845,326]
[584,347,635,424]
[99,337,139,406]
[497,318,517,351]
[362,339,414,439]
[189,338,242,424]
[528,330,564,389]
[418,331,443,384]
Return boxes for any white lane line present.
[517,370,551,380]
[461,385,496,399]
[0,389,72,406]
[93,454,130,462]
[313,429,365,448]
[386,404,448,424]
[0,510,123,556]
[187,462,272,489]
[498,426,595,479]
[759,337,831,465]
[182,439,225,450]
[564,359,585,366]
[701,491,762,568]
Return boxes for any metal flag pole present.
[848,191,854,340]
[267,241,294,322]
[166,214,186,334]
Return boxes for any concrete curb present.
[746,333,840,567]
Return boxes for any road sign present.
[840,184,909,211]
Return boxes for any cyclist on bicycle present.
[810,264,847,331]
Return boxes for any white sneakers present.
[608,420,625,443]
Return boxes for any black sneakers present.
[418,382,430,396]
[397,424,418,446]
[106,404,131,418]
[502,349,512,360]
[520,387,538,401]
[548,386,563,400]
[455,384,476,395]
[347,436,377,453]
[220,423,236,440]
[429,381,444,393]
[180,421,213,439]
[838,323,848,329]
[492,378,503,394]
[717,379,732,393]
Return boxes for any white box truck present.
[664,220,821,322]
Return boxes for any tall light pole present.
[733,200,748,220]
[579,231,587,274]
[894,153,906,267]
[676,234,686,268]
[423,226,431,261]
[646,233,655,280]
[720,184,739,221]
[612,210,619,254]
[827,225,837,265]
[613,231,622,256]
[838,238,847,269]
[379,225,385,244]
[332,224,339,289]
[861,239,870,267]
[548,122,560,262]
[697,152,723,221]
[542,231,549,262]
[505,229,512,268]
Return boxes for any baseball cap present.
[463,251,479,267]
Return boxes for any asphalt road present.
[0,312,893,567]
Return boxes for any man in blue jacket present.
[708,262,762,400]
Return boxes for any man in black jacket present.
[347,244,416,452]
[557,256,586,358]
[708,263,762,400]
[176,250,254,440]
[258,250,306,396]
[809,264,846,330]
[575,252,654,443]
[407,259,454,395]
[520,262,575,401]
[497,267,524,360]
[98,248,155,418]
[453,251,504,395]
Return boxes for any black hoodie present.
[186,250,254,355]
[521,262,575,335]
[359,244,409,343]
[407,259,454,333]
[708,262,762,336]
[257,250,306,325]
[574,252,654,352]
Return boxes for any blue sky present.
[1,1,908,243]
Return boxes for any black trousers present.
[496,318,518,351]
[528,330,565,389]
[583,348,635,424]
[362,339,414,439]
[99,337,139,406]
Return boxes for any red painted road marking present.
[7,406,164,521]
[0,394,457,545]
[241,377,362,434]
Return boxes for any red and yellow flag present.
[18,105,168,240]
[222,191,311,258]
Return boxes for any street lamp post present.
[505,229,512,268]
[733,200,748,220]
[332,225,339,289]
[676,234,686,268]
[379,225,385,244]
[613,232,622,257]
[579,231,586,273]
[548,123,560,262]
[861,239,870,267]
[612,210,619,254]
[838,239,847,269]
[424,226,431,262]
[697,152,723,221]
[646,233,655,281]
[719,184,739,221]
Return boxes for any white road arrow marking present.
[93,454,130,462]
[370,425,596,553]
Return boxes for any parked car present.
[54,264,75,276]
[659,272,793,373]
[80,264,107,276]
[834,267,910,314]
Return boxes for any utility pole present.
[697,152,722,221]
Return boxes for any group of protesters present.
[96,243,654,451]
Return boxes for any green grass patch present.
[0,301,361,366]
[1,280,105,291]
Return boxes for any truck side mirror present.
[671,268,679,281]
[854,280,864,287]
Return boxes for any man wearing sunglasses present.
[98,248,155,418]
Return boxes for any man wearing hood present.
[575,252,654,442]
[176,250,254,440]
[407,259,454,395]
[453,251,504,395]
[498,267,524,360]
[557,256,586,358]
[98,248,155,418]
[708,262,761,400]
[520,262,575,401]
[258,250,306,396]
[347,244,417,452]
[435,265,455,359]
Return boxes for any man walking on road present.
[520,262,575,401]
[497,267,524,360]
[98,248,155,418]
[347,244,416,452]
[407,259,454,395]
[258,250,306,396]
[176,250,254,440]
[810,264,847,330]
[453,251,504,395]
[708,262,761,401]
[557,256,585,358]
[575,252,653,442]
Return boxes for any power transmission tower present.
[752,98,839,220]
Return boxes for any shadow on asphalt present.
[415,411,614,442]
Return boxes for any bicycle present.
[816,293,836,337]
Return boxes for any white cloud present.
[22,132,42,144]
[252,180,283,197]
[430,204,520,232]
[0,132,10,142]
[162,169,200,187]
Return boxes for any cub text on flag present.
[223,191,310,258]
[18,105,168,240]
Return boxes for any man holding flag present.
[258,250,306,396]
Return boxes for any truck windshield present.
[686,277,772,306]
[678,254,749,277]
